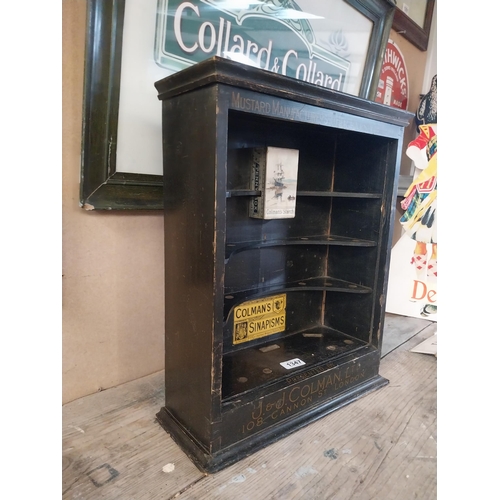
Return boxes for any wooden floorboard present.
[62,372,205,499]
[63,319,436,500]
[381,313,434,357]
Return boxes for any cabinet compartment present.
[227,111,337,193]
[226,196,381,248]
[224,244,377,290]
[222,323,369,400]
[227,110,396,196]
[224,245,328,295]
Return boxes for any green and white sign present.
[154,0,351,91]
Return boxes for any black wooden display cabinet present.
[155,57,412,473]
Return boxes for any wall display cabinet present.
[155,57,413,473]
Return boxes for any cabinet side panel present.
[162,88,219,448]
[370,138,402,347]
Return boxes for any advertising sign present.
[375,38,408,110]
[155,0,351,91]
[233,293,287,344]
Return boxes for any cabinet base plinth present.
[156,375,388,473]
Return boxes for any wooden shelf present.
[226,189,382,199]
[222,326,370,400]
[296,190,382,198]
[224,276,372,300]
[225,234,376,262]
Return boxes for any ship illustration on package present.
[248,147,299,219]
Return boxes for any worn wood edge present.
[81,181,163,210]
[155,57,414,127]
[157,375,388,474]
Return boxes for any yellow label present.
[233,294,286,344]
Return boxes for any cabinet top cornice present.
[155,56,414,128]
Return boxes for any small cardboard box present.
[248,146,299,219]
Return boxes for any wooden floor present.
[63,314,437,500]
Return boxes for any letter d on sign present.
[411,280,427,301]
